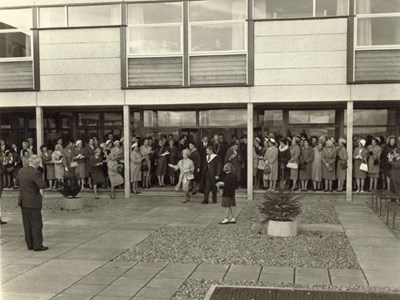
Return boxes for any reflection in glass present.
[128,3,182,24]
[39,7,66,27]
[289,110,335,124]
[347,127,390,137]
[0,9,32,29]
[199,109,247,127]
[143,111,155,127]
[0,32,31,58]
[158,111,196,127]
[262,110,283,127]
[357,0,400,14]
[104,112,122,126]
[190,0,246,22]
[191,24,245,52]
[128,26,181,54]
[344,109,388,126]
[78,113,100,127]
[316,0,348,17]
[68,5,120,27]
[357,17,400,46]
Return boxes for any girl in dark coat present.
[278,138,291,189]
[381,136,396,190]
[189,142,201,194]
[217,163,237,225]
[167,139,179,186]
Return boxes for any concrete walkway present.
[336,204,400,289]
[1,193,399,299]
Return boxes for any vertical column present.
[247,103,254,201]
[35,106,43,155]
[346,101,353,202]
[123,105,130,199]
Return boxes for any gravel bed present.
[238,201,340,225]
[115,227,359,269]
[172,279,400,300]
[367,201,400,239]
[1,196,110,214]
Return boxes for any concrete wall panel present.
[0,92,36,107]
[35,0,120,5]
[255,34,347,53]
[255,68,347,86]
[350,84,400,101]
[40,29,120,45]
[41,74,120,90]
[41,58,120,75]
[40,43,120,60]
[125,87,250,106]
[251,85,350,102]
[0,0,34,8]
[37,90,124,106]
[255,19,347,36]
[255,51,346,69]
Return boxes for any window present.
[189,0,246,54]
[199,109,247,127]
[260,110,283,127]
[356,0,400,14]
[78,113,100,127]
[254,0,348,19]
[38,5,120,28]
[289,110,335,124]
[69,5,120,27]
[158,111,196,127]
[127,2,183,56]
[357,17,400,46]
[0,9,32,58]
[39,7,66,27]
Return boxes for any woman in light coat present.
[107,151,124,199]
[299,139,314,191]
[169,149,194,203]
[321,139,336,192]
[52,144,64,188]
[336,138,348,192]
[312,142,323,191]
[140,138,152,188]
[353,139,368,192]
[130,143,143,194]
[367,138,382,192]
[263,138,278,191]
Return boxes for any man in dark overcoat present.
[202,146,221,204]
[18,155,48,251]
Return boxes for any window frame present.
[253,0,350,20]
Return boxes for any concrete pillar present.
[123,105,130,199]
[247,103,254,201]
[35,106,43,155]
[346,101,353,202]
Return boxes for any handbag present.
[374,159,380,166]
[257,159,266,170]
[263,163,271,174]
[359,161,368,172]
[340,161,348,170]
[140,161,149,172]
[186,173,194,180]
[286,162,298,169]
[70,161,78,168]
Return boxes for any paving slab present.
[63,284,107,295]
[78,275,118,285]
[0,292,56,300]
[52,294,92,300]
[224,265,262,281]
[111,276,151,287]
[357,256,400,271]
[97,285,142,297]
[364,270,400,288]
[296,267,328,277]
[330,276,368,287]
[146,278,185,288]
[134,286,178,299]
[261,266,294,275]
[259,273,294,283]
[329,269,364,278]
[296,275,330,285]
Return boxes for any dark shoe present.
[191,191,197,195]
[94,196,99,199]
[201,201,208,204]
[0,220,7,225]
[33,246,48,251]
[28,247,33,250]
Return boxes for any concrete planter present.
[62,197,83,210]
[267,220,297,237]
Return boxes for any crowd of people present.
[1,131,400,199]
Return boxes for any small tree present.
[58,173,81,198]
[259,188,301,223]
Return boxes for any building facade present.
[1,0,399,200]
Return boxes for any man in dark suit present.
[202,146,221,204]
[198,136,209,193]
[18,155,48,251]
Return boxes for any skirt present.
[221,196,236,208]
[78,161,86,179]
[91,166,105,185]
[46,164,55,180]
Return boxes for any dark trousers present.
[204,171,217,203]
[21,207,43,250]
